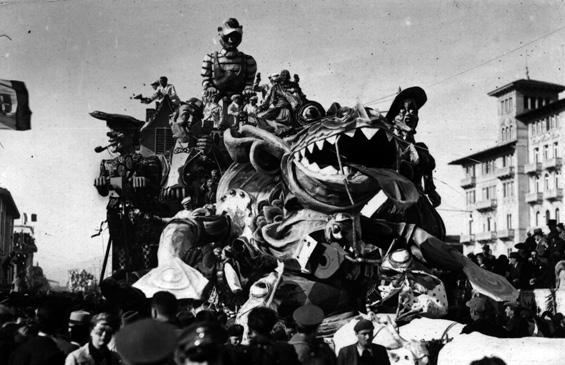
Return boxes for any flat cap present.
[353,319,374,333]
[115,319,177,364]
[293,304,324,328]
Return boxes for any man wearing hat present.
[386,87,441,209]
[143,76,180,107]
[461,296,508,338]
[68,310,92,349]
[503,301,529,338]
[201,18,257,102]
[115,319,177,365]
[289,304,336,365]
[337,319,390,365]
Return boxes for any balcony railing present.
[524,162,541,175]
[475,199,497,211]
[495,166,514,179]
[476,231,497,242]
[496,229,515,239]
[542,157,562,170]
[525,192,543,204]
[545,188,563,201]
[460,234,475,244]
[460,176,476,188]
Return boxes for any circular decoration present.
[296,101,326,126]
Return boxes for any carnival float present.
[89,17,565,365]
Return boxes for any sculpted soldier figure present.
[201,18,257,102]
[92,111,166,274]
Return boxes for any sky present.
[1,0,565,284]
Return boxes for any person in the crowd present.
[243,95,259,125]
[226,324,244,346]
[227,94,243,129]
[115,319,177,365]
[461,296,509,338]
[211,245,243,312]
[143,76,180,107]
[524,231,537,253]
[289,304,336,365]
[507,252,529,289]
[492,255,509,277]
[65,312,121,365]
[470,357,507,365]
[555,260,565,290]
[502,302,529,338]
[151,291,179,327]
[547,219,565,263]
[481,245,495,269]
[534,228,549,259]
[67,310,92,349]
[176,321,232,365]
[246,307,300,365]
[527,250,551,288]
[336,319,390,365]
[9,301,67,365]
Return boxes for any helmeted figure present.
[201,18,257,102]
[92,111,166,274]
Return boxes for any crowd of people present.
[468,219,565,290]
[0,289,400,365]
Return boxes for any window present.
[545,173,550,191]
[554,142,559,159]
[503,181,514,198]
[534,147,539,163]
[155,127,174,154]
[509,124,513,139]
[536,176,540,192]
[546,209,551,223]
[546,116,551,132]
[556,208,561,224]
[466,190,476,205]
[465,165,475,177]
[508,97,513,113]
[544,145,550,161]
[506,214,512,229]
[486,216,492,231]
[536,211,540,226]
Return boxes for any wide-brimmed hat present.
[115,319,177,364]
[218,18,243,36]
[385,86,427,122]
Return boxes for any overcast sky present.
[1,0,564,284]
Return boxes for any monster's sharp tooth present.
[315,140,325,150]
[344,129,356,138]
[326,135,337,145]
[308,162,320,172]
[342,166,350,175]
[300,148,306,158]
[307,144,315,153]
[320,165,338,175]
[361,128,379,140]
[294,152,301,161]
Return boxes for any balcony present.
[495,166,514,179]
[476,231,497,242]
[524,162,541,175]
[460,234,475,244]
[496,229,515,240]
[525,192,543,204]
[544,188,563,201]
[542,157,562,170]
[475,199,497,211]
[460,176,476,188]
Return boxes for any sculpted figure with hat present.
[92,111,168,274]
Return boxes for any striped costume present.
[201,48,257,99]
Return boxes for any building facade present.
[0,187,20,286]
[450,79,565,255]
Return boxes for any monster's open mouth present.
[292,127,396,181]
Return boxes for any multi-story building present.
[0,187,20,286]
[450,79,565,255]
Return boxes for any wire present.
[364,24,565,106]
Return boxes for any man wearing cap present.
[337,319,390,365]
[289,304,336,365]
[115,319,177,365]
[503,302,529,338]
[68,310,92,349]
[461,296,509,338]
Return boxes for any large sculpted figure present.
[201,18,257,127]
[219,103,517,317]
[92,111,166,274]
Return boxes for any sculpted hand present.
[205,86,218,98]
[132,176,148,189]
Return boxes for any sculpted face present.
[282,109,397,212]
[107,129,136,154]
[397,98,419,131]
